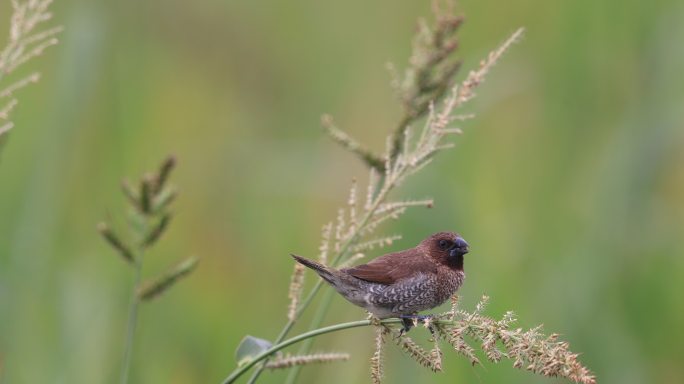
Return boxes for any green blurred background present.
[1,0,683,383]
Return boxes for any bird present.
[291,231,470,330]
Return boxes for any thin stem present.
[244,275,327,383]
[222,319,405,384]
[119,255,144,384]
[284,288,335,384]
[245,363,264,383]
[244,161,401,382]
[281,168,407,377]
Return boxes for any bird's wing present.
[343,249,436,285]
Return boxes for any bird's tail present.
[291,254,338,286]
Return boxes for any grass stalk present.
[120,251,144,384]
[225,294,596,384]
[245,176,397,381]
[223,319,403,384]
[283,288,335,384]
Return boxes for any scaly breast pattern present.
[361,267,465,317]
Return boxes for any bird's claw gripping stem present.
[398,314,435,336]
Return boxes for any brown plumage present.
[292,232,470,319]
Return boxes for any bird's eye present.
[438,239,450,250]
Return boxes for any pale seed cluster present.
[265,352,349,370]
[0,0,62,140]
[371,295,596,384]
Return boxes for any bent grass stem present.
[223,319,404,384]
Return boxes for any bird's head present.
[421,231,470,269]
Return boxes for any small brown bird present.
[292,232,470,325]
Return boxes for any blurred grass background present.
[1,0,683,383]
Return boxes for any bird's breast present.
[435,268,465,304]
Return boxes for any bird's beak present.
[449,236,469,257]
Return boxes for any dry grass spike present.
[0,0,62,149]
[287,263,305,321]
[265,352,350,370]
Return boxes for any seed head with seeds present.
[0,0,63,151]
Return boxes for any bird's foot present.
[399,316,416,337]
[398,314,435,336]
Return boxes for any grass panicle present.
[0,0,62,152]
[390,1,463,162]
[287,263,305,321]
[427,296,596,384]
[391,328,442,373]
[97,155,197,384]
[317,222,333,264]
[370,326,387,384]
[265,352,349,370]
[369,296,594,383]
